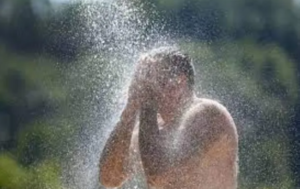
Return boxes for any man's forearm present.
[138,99,166,176]
[99,101,138,187]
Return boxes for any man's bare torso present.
[129,98,238,189]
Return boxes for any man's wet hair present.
[145,46,195,89]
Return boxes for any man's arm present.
[186,100,239,189]
[99,62,150,187]
[138,87,170,177]
[187,100,238,156]
[99,100,138,187]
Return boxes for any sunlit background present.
[1,0,300,189]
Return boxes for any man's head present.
[137,47,195,103]
[151,47,194,89]
[139,47,195,88]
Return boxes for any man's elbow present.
[99,168,127,188]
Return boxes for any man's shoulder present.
[183,98,236,132]
[188,98,230,118]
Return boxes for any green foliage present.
[0,154,64,189]
[28,160,64,189]
[0,42,73,189]
[0,154,27,189]
[236,40,298,103]
[0,44,68,142]
[14,118,78,164]
[239,138,294,189]
[0,46,67,103]
[183,40,298,113]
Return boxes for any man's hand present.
[127,59,157,112]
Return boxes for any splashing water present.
[47,0,297,188]
[63,1,174,189]
[58,1,254,189]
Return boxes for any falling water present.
[56,1,258,189]
[62,1,174,189]
[44,0,298,188]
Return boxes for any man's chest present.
[130,129,233,189]
[130,120,200,171]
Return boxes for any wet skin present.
[132,97,238,189]
[99,59,238,189]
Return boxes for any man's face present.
[151,66,186,104]
[140,60,187,105]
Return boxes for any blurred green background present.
[1,0,300,188]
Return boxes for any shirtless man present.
[99,47,238,189]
